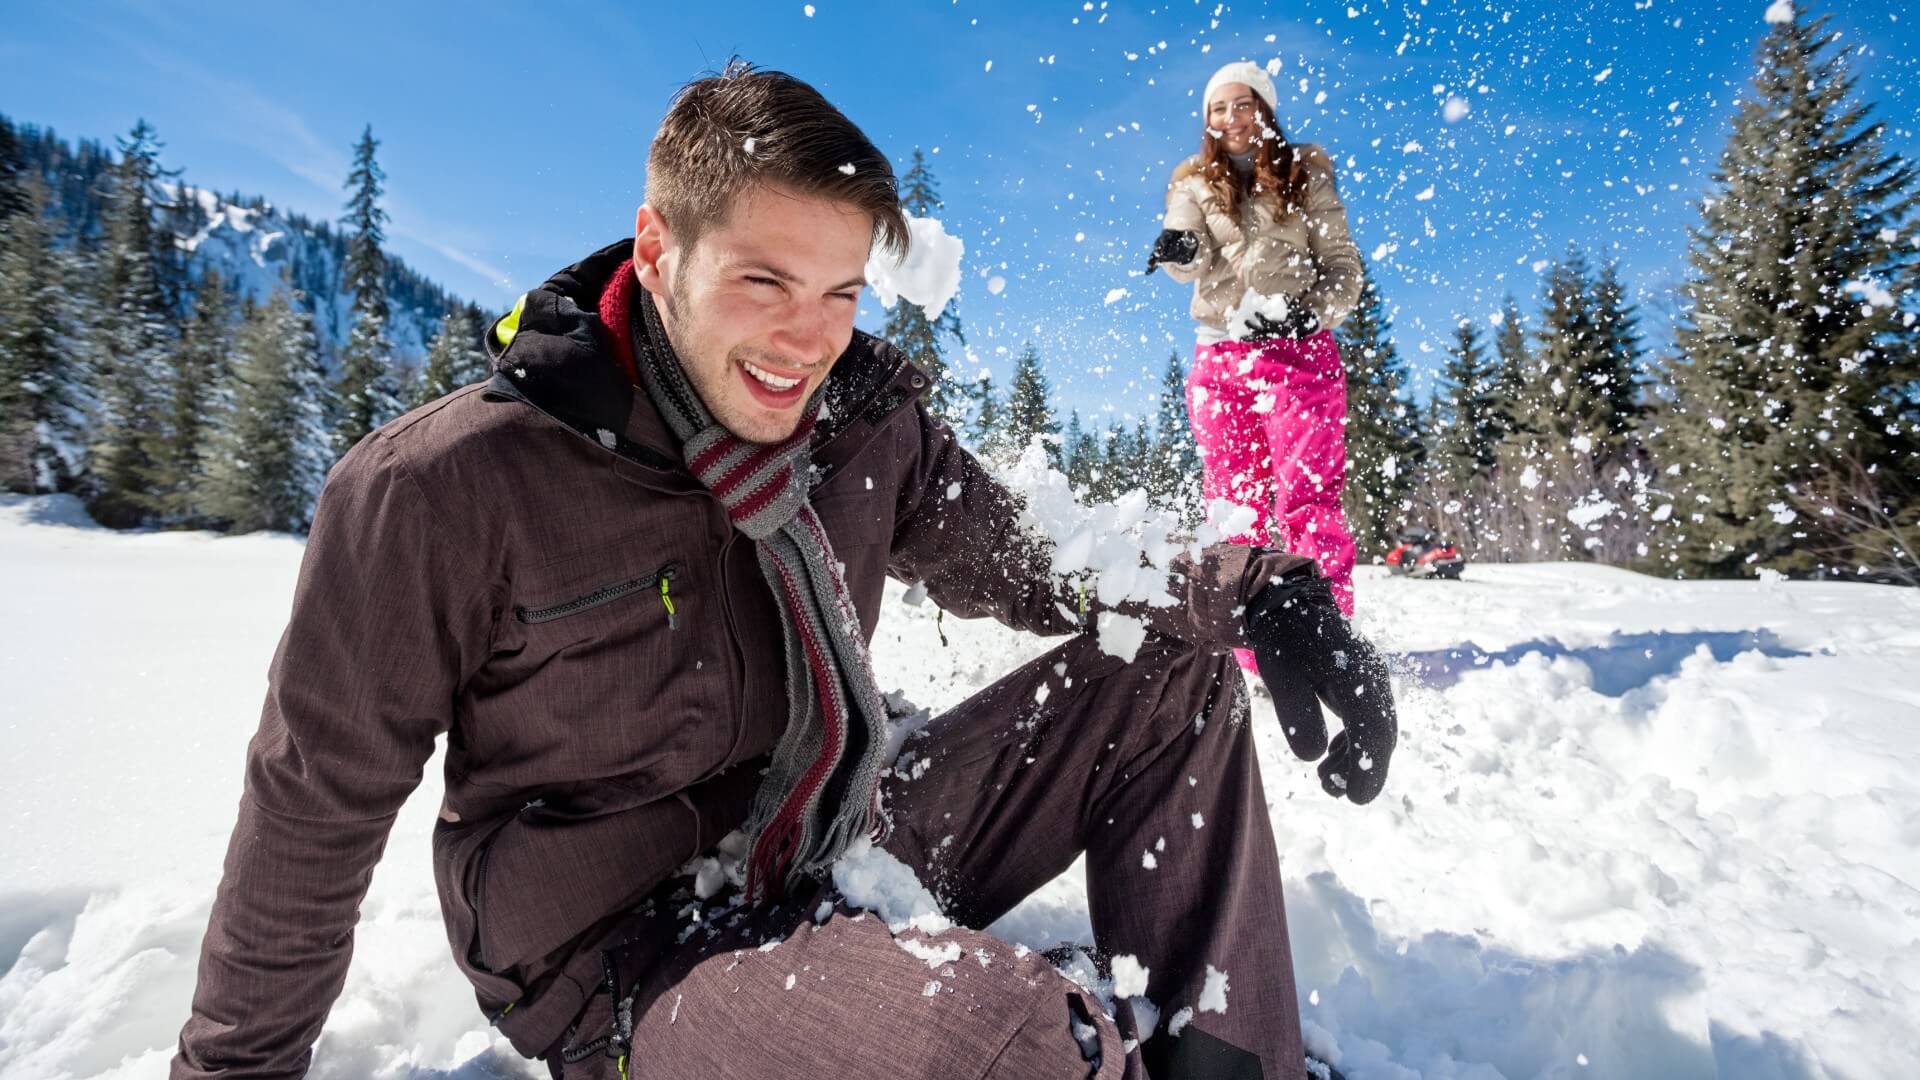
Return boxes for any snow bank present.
[4,492,1919,1079]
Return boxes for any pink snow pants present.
[1187,331,1356,670]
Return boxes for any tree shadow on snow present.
[1284,871,1826,1080]
[1399,630,1807,697]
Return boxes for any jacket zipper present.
[515,564,679,625]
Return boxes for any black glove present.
[1245,563,1398,804]
[1244,306,1322,342]
[1144,229,1199,274]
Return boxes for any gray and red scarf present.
[599,261,889,902]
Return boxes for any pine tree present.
[204,280,331,533]
[1334,268,1421,556]
[1063,410,1097,492]
[1003,344,1061,468]
[160,268,236,522]
[880,148,966,418]
[1099,423,1139,501]
[1489,294,1529,444]
[0,115,27,223]
[1433,319,1500,485]
[1656,2,1918,578]
[334,124,400,458]
[0,174,87,493]
[969,373,1002,458]
[87,119,178,526]
[1144,352,1202,517]
[412,306,489,407]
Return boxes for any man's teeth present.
[743,360,802,391]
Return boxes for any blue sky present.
[3,0,1915,422]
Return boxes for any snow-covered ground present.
[2,491,1916,1079]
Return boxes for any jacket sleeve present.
[1299,146,1365,330]
[1159,175,1217,283]
[172,437,497,1079]
[885,401,1315,649]
[887,402,1082,637]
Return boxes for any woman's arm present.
[1298,146,1364,329]
[1158,173,1217,282]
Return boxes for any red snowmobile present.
[1385,527,1465,580]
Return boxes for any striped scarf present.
[600,261,889,902]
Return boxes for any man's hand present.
[1244,564,1397,804]
[1244,306,1322,342]
[1144,229,1200,274]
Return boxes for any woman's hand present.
[1145,228,1200,274]
[1245,307,1322,341]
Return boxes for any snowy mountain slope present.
[1,492,1915,1080]
[171,184,459,370]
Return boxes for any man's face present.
[634,186,872,445]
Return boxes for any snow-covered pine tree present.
[1428,318,1501,549]
[87,120,179,527]
[1145,352,1201,519]
[1489,294,1529,445]
[1334,267,1420,558]
[1004,344,1061,468]
[160,267,236,523]
[411,306,489,408]
[0,173,87,493]
[881,149,965,419]
[1063,410,1096,492]
[204,278,331,533]
[1656,2,1917,579]
[969,373,1002,458]
[333,124,400,459]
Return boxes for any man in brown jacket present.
[173,63,1397,1080]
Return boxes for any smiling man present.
[172,62,1396,1080]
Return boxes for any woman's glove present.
[1244,563,1397,804]
[1245,307,1323,342]
[1145,229,1200,273]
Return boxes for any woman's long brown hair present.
[1199,96,1310,219]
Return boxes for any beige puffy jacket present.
[1159,144,1364,339]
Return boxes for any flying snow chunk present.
[1112,954,1151,999]
[1443,97,1471,123]
[1769,502,1799,525]
[1199,965,1230,1013]
[1097,613,1148,663]
[1266,58,1282,76]
[867,214,965,320]
[803,3,815,14]
[1594,67,1613,83]
[1415,186,1435,201]
[987,276,1007,295]
[1104,288,1129,306]
[837,163,856,175]
[1764,0,1794,23]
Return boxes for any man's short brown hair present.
[647,61,910,259]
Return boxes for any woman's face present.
[1206,84,1261,154]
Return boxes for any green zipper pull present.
[659,572,678,630]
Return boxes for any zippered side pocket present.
[515,563,679,625]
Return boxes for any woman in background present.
[1149,60,1365,670]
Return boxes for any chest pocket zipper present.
[515,564,680,627]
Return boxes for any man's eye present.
[832,291,860,303]
[747,276,782,288]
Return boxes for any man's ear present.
[633,205,675,299]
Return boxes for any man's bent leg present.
[884,633,1307,1080]
[546,883,1135,1080]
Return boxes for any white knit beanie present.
[1203,61,1278,114]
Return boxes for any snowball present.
[867,214,965,320]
